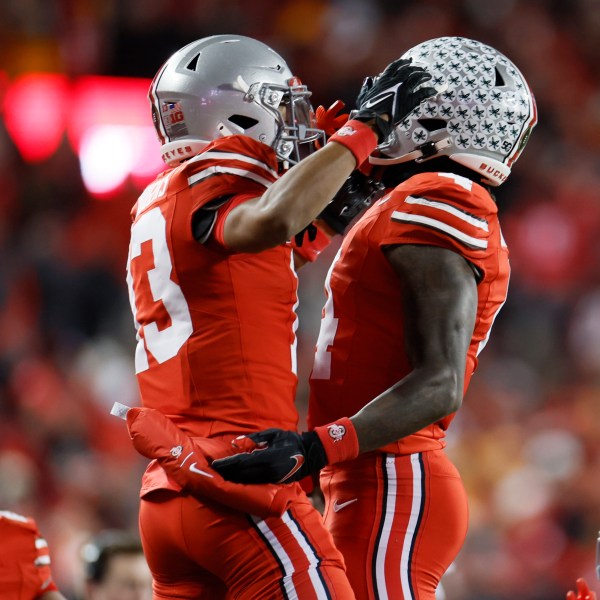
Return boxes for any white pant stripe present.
[253,510,331,600]
[253,516,299,600]
[283,512,330,599]
[374,454,398,600]
[400,453,424,600]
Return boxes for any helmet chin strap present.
[369,137,452,166]
[217,122,236,137]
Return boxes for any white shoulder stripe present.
[405,196,489,232]
[188,165,274,189]
[35,555,51,566]
[35,538,48,549]
[189,151,278,179]
[0,510,28,523]
[391,211,488,249]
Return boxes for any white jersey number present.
[126,207,193,373]
[311,248,341,380]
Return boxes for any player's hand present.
[318,170,386,235]
[212,428,327,484]
[294,222,318,247]
[315,100,349,137]
[566,578,597,600]
[111,403,296,517]
[351,58,436,142]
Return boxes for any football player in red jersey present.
[125,34,434,599]
[0,511,66,600]
[214,37,537,599]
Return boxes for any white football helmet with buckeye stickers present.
[370,37,537,186]
[148,35,324,166]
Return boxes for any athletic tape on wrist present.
[314,417,359,465]
[328,120,378,166]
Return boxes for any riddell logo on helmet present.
[479,162,507,183]
[328,424,346,442]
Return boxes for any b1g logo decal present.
[162,101,189,137]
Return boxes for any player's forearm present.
[224,121,379,253]
[350,364,462,454]
[249,143,357,245]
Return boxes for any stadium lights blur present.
[2,73,165,199]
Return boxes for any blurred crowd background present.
[0,0,599,598]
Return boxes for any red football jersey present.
[126,135,300,441]
[0,511,58,599]
[308,172,510,454]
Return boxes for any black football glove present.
[212,428,327,484]
[294,222,318,247]
[318,171,386,235]
[351,58,437,142]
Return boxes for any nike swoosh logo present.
[333,498,358,512]
[189,462,214,478]
[362,91,394,109]
[278,454,305,483]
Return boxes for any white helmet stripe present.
[506,80,537,168]
[148,61,171,145]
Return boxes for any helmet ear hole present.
[185,53,201,72]
[228,114,260,130]
[418,118,447,132]
[494,68,505,87]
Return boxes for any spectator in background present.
[0,510,66,600]
[80,530,151,600]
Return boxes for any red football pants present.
[320,449,468,600]
[139,489,356,599]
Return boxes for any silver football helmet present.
[148,35,324,166]
[370,37,537,186]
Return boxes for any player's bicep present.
[191,193,273,252]
[222,195,287,252]
[383,243,478,372]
